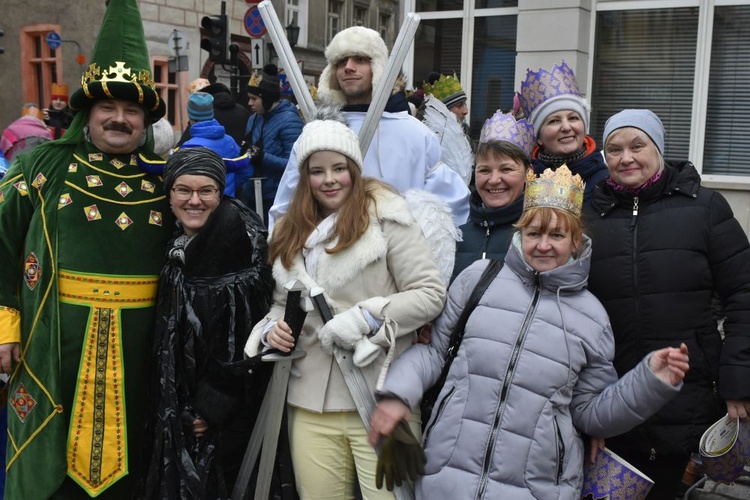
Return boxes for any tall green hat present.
[69,0,165,122]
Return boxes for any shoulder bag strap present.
[444,259,503,363]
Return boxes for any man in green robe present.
[0,0,175,497]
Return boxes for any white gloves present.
[318,306,371,354]
[353,338,381,367]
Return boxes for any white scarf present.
[302,212,339,281]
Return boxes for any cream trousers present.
[288,406,421,500]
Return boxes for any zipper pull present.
[650,447,656,461]
[630,196,639,229]
[482,223,490,260]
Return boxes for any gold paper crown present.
[308,83,318,101]
[248,71,263,88]
[423,74,463,102]
[524,164,585,218]
[51,82,69,97]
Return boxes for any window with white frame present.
[286,0,308,48]
[592,1,750,177]
[327,0,343,44]
[354,5,368,27]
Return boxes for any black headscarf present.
[164,146,226,194]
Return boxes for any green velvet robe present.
[0,139,174,499]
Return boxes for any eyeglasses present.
[171,186,219,201]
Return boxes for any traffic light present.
[200,15,228,63]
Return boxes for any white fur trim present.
[319,26,388,104]
[272,189,414,295]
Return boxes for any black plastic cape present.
[142,198,274,499]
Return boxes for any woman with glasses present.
[142,147,274,498]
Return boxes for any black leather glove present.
[375,420,426,491]
[249,145,264,165]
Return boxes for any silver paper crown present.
[479,111,536,158]
[519,61,581,120]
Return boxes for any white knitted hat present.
[318,26,388,105]
[296,107,364,171]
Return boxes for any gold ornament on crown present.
[524,164,585,218]
[81,61,156,91]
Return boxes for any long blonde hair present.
[270,157,394,269]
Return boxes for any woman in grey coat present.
[369,165,690,500]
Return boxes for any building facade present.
[1,0,750,229]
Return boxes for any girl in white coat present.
[244,109,446,499]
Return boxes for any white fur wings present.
[423,95,473,186]
[404,189,461,286]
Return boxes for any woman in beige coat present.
[244,110,446,499]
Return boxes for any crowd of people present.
[0,0,748,499]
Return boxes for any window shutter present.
[702,5,750,175]
[591,8,698,161]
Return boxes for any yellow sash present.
[58,269,158,496]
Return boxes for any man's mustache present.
[104,123,133,133]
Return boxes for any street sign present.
[250,39,264,68]
[167,29,187,57]
[244,6,267,38]
[168,55,188,73]
[46,32,62,50]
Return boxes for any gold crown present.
[524,164,585,218]
[248,71,263,87]
[423,74,463,102]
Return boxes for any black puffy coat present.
[451,191,522,283]
[585,161,750,456]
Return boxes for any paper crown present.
[699,414,750,483]
[519,61,582,124]
[247,64,281,97]
[479,111,536,158]
[51,83,69,100]
[423,74,466,108]
[581,448,653,500]
[524,164,585,218]
[248,72,263,88]
[69,0,165,121]
[188,78,210,94]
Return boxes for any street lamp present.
[286,22,300,48]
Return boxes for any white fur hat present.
[295,106,364,171]
[318,26,388,105]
